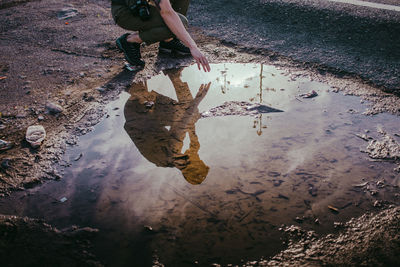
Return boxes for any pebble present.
[0,139,13,151]
[299,90,318,99]
[96,87,106,93]
[45,102,63,114]
[38,115,44,121]
[26,125,46,148]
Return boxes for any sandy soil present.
[0,0,399,266]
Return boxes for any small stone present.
[0,139,13,151]
[45,102,63,114]
[60,197,68,203]
[373,200,382,207]
[96,87,106,93]
[26,125,46,148]
[79,72,85,77]
[38,115,44,121]
[299,90,318,99]
[16,112,27,118]
[144,225,153,232]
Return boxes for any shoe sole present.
[124,62,144,72]
[159,47,191,56]
[116,38,145,70]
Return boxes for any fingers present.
[194,55,210,72]
[205,82,211,90]
[199,56,210,72]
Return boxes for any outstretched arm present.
[157,0,210,72]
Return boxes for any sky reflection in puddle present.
[1,63,399,266]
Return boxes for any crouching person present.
[111,0,210,72]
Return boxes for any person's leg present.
[170,0,190,16]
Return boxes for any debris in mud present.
[74,153,83,161]
[356,133,372,141]
[328,205,339,213]
[57,8,78,20]
[0,215,102,266]
[360,127,400,171]
[45,102,63,114]
[0,139,13,151]
[201,101,283,118]
[244,208,400,266]
[26,125,46,148]
[60,197,67,203]
[298,90,318,99]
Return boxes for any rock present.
[0,139,13,151]
[299,90,318,98]
[38,115,44,121]
[201,101,283,118]
[26,125,46,148]
[45,102,63,114]
[16,112,27,118]
[365,134,400,160]
[96,87,106,93]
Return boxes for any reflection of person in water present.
[124,69,211,185]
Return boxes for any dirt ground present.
[0,0,400,266]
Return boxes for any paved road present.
[189,0,400,93]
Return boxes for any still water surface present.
[1,63,399,266]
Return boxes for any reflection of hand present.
[195,82,211,100]
[190,46,211,72]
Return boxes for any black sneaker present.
[116,33,145,70]
[159,38,191,56]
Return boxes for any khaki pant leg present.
[170,0,190,16]
[112,4,188,45]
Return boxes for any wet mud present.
[1,63,399,266]
[0,214,101,267]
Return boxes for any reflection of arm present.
[188,128,200,152]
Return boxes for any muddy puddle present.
[1,63,399,266]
